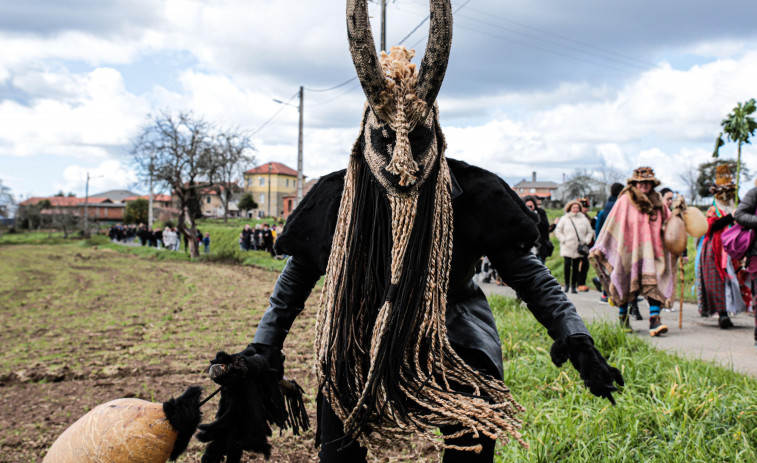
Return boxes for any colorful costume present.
[696,168,746,327]
[589,167,674,336]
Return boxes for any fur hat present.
[710,164,736,198]
[564,200,581,212]
[627,166,661,187]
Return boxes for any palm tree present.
[713,98,757,203]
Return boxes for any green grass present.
[490,295,757,462]
[2,244,755,461]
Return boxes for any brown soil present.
[0,245,437,462]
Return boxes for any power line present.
[465,5,657,69]
[309,81,362,107]
[304,76,358,92]
[249,91,299,136]
[406,0,472,48]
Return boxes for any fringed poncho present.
[589,186,675,307]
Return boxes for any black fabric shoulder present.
[447,158,539,256]
[274,169,346,274]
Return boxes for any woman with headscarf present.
[554,200,594,294]
[589,167,675,336]
[697,165,746,328]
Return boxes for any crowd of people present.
[238,223,281,257]
[107,222,287,258]
[476,165,756,348]
[108,223,210,253]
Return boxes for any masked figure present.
[203,2,623,462]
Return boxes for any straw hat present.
[627,166,660,187]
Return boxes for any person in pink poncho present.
[589,166,675,336]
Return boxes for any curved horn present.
[416,0,452,111]
[347,0,387,114]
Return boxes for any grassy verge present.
[490,295,757,462]
[1,245,754,461]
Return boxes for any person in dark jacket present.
[523,195,553,263]
[202,5,622,461]
[594,183,625,305]
[595,183,624,238]
[733,183,757,347]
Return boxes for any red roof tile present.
[123,194,172,202]
[244,162,297,176]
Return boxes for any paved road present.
[481,282,757,378]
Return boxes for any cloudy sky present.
[2,0,757,201]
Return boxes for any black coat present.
[254,159,589,378]
[535,207,554,259]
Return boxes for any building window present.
[286,179,289,187]
[259,193,265,204]
[530,188,536,193]
[246,178,251,187]
[259,177,265,186]
[206,197,211,204]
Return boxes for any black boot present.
[649,315,668,337]
[564,284,570,292]
[630,300,643,321]
[571,285,578,294]
[718,312,734,329]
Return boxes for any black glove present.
[252,343,285,381]
[710,214,734,234]
[550,334,624,405]
[196,345,286,462]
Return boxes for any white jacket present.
[554,212,594,259]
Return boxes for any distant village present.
[13,163,623,230]
[17,161,320,225]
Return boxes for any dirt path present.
[481,282,757,378]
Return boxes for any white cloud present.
[55,159,137,196]
[0,67,148,158]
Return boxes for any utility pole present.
[297,86,304,205]
[148,160,154,228]
[83,172,90,238]
[267,163,272,218]
[381,0,387,51]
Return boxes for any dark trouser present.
[317,397,495,463]
[577,256,589,286]
[563,257,580,287]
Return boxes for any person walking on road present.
[554,200,594,294]
[734,181,757,348]
[589,166,675,336]
[698,165,745,328]
[523,195,554,264]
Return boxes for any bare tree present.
[0,179,14,218]
[678,166,700,205]
[594,166,625,205]
[48,206,79,238]
[208,131,256,222]
[561,169,595,202]
[130,112,215,258]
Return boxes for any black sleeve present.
[488,249,590,340]
[710,214,734,233]
[735,187,757,230]
[252,256,322,348]
[273,170,345,274]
